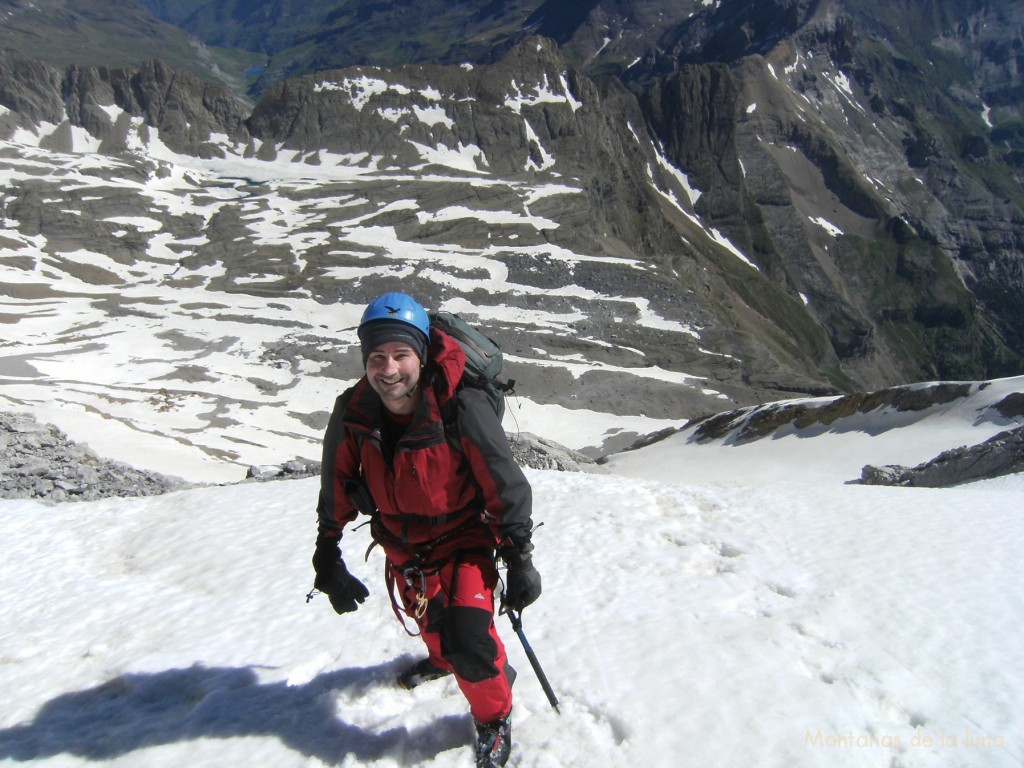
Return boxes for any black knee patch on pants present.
[441,605,499,682]
[423,594,446,634]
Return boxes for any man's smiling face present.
[365,341,423,415]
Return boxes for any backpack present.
[430,311,515,422]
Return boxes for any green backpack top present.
[431,311,515,422]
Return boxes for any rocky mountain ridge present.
[609,377,1024,486]
[0,411,190,501]
[4,28,1019,386]
[0,0,260,100]
[1,1,1023,479]
[3,2,1021,389]
[0,39,837,413]
[856,424,1024,487]
[181,0,1024,382]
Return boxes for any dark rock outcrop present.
[0,412,191,502]
[855,425,1024,487]
[0,48,250,153]
[0,49,65,131]
[509,431,603,473]
[690,381,976,443]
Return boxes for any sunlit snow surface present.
[1,381,1022,767]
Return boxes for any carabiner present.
[403,566,429,619]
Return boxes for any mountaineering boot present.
[474,712,512,768]
[397,657,452,689]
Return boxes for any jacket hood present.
[428,328,466,405]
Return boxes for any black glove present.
[312,538,369,615]
[501,545,542,612]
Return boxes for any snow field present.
[2,455,1022,766]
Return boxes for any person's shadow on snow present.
[0,659,468,763]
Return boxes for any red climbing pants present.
[391,551,513,723]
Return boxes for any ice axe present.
[502,604,560,714]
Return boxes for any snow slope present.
[2,381,1022,767]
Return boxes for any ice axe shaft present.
[506,608,560,714]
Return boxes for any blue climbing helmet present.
[359,292,430,336]
[358,292,431,364]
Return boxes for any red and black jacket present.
[315,328,533,568]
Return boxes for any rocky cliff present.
[633,0,1024,389]
[0,412,190,501]
[141,0,1024,369]
[1,1,1023,475]
[0,37,841,422]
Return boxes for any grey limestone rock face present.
[0,49,66,133]
[0,48,251,153]
[856,425,1024,488]
[508,431,603,473]
[0,412,190,502]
